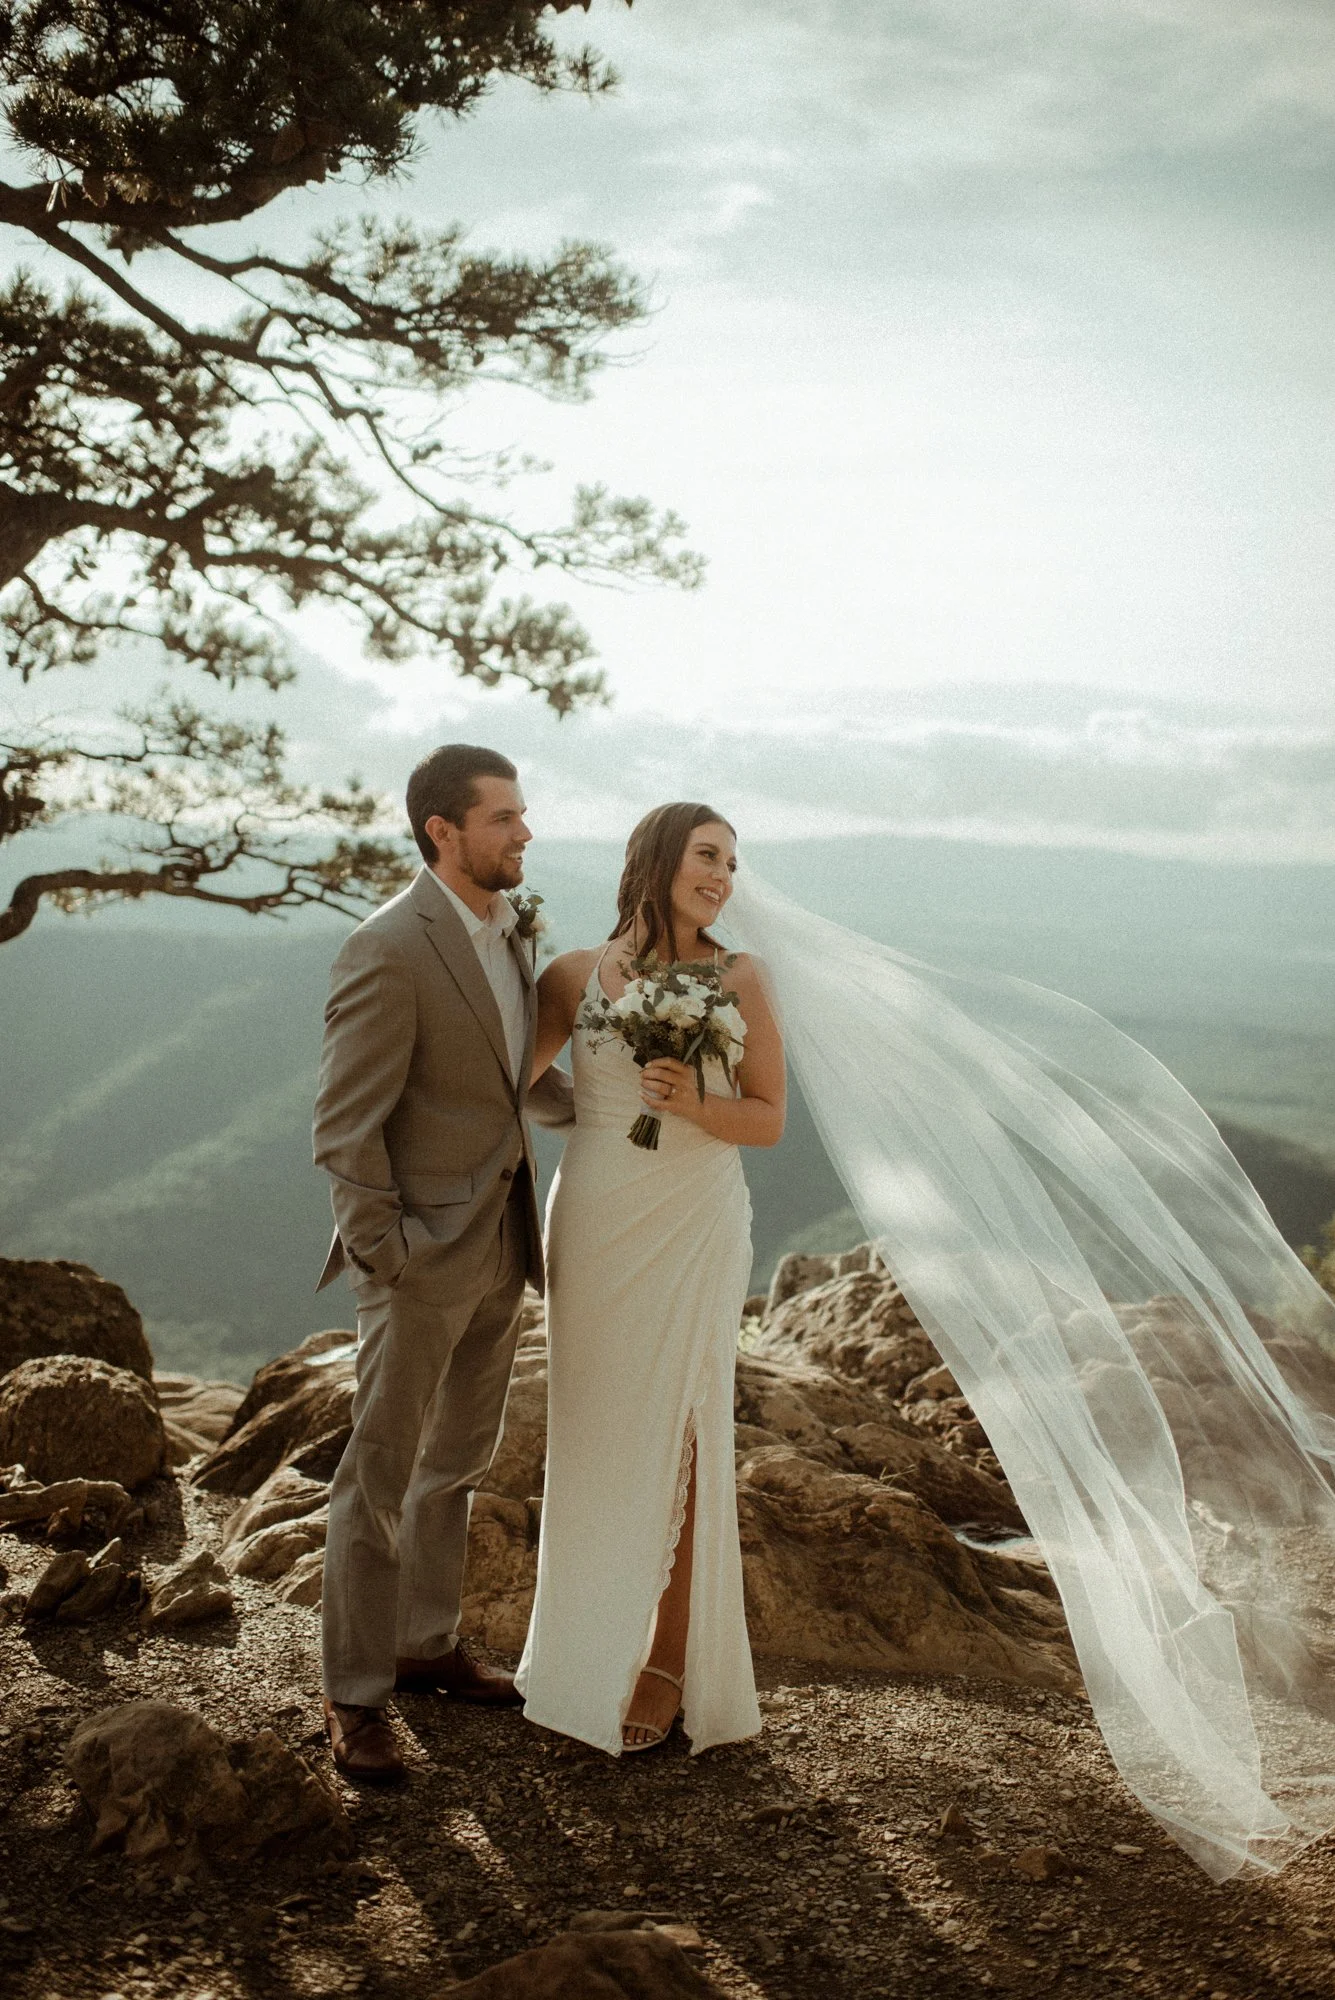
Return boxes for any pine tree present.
[0,0,698,942]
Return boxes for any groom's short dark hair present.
[406,744,518,862]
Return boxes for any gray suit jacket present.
[313,869,572,1297]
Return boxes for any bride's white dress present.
[515,958,760,1755]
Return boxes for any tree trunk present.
[0,485,80,587]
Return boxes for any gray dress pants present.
[321,1190,528,1707]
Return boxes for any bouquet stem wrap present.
[627,1111,662,1151]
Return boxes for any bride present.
[515,802,784,1754]
[517,802,1335,1879]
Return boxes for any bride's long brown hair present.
[610,802,736,963]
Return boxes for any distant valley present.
[2,836,1332,1382]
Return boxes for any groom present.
[313,743,571,1781]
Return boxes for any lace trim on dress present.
[655,1412,698,1604]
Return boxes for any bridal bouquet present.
[581,952,746,1149]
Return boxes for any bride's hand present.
[640,1057,699,1122]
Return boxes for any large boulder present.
[456,1341,1064,1679]
[0,1258,153,1382]
[0,1354,165,1488]
[66,1702,245,1860]
[64,1701,349,1866]
[735,1442,1072,1683]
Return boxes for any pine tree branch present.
[0,168,320,237]
[0,856,388,944]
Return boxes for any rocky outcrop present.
[0,1354,165,1488]
[64,1701,349,1867]
[155,1375,245,1467]
[207,1267,1073,1688]
[754,1266,1012,1487]
[758,1268,944,1398]
[0,1257,154,1382]
[446,1929,722,1999]
[732,1353,1023,1533]
[735,1443,1069,1682]
[193,1328,356,1495]
[196,1296,549,1501]
[764,1241,886,1316]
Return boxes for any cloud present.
[6,602,1332,876]
[7,5,1332,764]
[295,661,1335,861]
[597,0,1335,183]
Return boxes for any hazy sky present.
[298,0,1335,720]
[6,0,1335,859]
[288,0,1335,852]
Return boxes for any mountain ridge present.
[4,837,1332,1380]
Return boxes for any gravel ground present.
[2,1477,1334,2000]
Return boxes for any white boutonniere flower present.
[506,890,549,948]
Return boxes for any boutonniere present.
[506,890,549,948]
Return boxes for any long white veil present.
[725,866,1335,1880]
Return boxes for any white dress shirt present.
[428,870,527,1083]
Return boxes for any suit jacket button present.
[499,1167,513,1181]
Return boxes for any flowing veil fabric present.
[725,868,1335,1880]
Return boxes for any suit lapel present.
[410,870,514,1093]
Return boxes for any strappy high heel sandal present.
[621,1667,684,1754]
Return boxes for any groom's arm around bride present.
[312,743,570,1784]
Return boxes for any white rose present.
[713,1001,746,1046]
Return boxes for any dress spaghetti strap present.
[588,938,618,1003]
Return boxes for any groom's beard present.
[458,836,524,894]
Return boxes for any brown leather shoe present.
[394,1638,522,1706]
[323,1700,407,1783]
